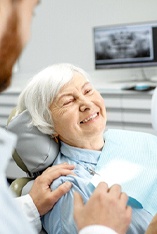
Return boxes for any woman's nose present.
[79,97,92,112]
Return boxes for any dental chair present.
[151,87,157,133]
[9,159,32,197]
[7,109,59,197]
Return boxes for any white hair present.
[16,63,89,135]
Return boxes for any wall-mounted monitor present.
[93,22,157,69]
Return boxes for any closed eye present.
[83,82,94,95]
[84,88,94,95]
[63,99,74,106]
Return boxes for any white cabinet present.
[100,89,156,135]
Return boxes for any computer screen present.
[93,22,157,69]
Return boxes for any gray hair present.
[16,63,90,135]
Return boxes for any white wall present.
[12,0,157,89]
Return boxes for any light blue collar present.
[60,141,101,164]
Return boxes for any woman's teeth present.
[81,113,98,123]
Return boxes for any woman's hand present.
[29,163,75,216]
[74,182,132,234]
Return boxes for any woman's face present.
[50,72,107,148]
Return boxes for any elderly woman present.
[14,63,157,234]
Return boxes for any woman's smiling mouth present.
[80,112,99,124]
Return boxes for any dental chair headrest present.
[7,110,59,174]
